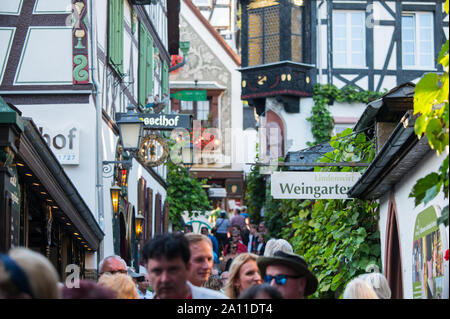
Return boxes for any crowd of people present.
[0,207,392,300]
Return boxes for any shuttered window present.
[108,0,124,75]
[139,23,154,107]
[161,60,168,97]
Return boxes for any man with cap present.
[257,250,318,299]
[128,266,153,299]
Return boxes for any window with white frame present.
[402,12,434,69]
[333,11,366,68]
[180,101,193,111]
[197,101,210,121]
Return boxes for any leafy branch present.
[409,1,449,226]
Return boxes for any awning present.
[17,117,104,250]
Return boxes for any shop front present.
[0,99,104,280]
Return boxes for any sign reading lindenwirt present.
[140,114,191,130]
[271,172,361,199]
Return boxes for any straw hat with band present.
[257,250,318,296]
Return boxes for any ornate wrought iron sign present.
[137,134,169,167]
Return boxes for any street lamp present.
[116,104,144,154]
[135,211,144,240]
[110,182,121,217]
[103,104,143,170]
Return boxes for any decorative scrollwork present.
[102,162,115,178]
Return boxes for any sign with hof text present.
[271,172,361,199]
[140,114,191,130]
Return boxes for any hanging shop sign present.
[137,134,169,167]
[170,90,207,101]
[208,188,227,198]
[412,205,448,299]
[139,114,191,130]
[270,171,361,199]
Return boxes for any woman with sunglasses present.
[224,253,262,299]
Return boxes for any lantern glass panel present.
[119,123,142,150]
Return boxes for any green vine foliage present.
[409,1,449,226]
[265,129,381,298]
[307,84,384,146]
[165,160,212,230]
[245,162,266,225]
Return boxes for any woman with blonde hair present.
[342,278,379,299]
[224,253,262,299]
[98,273,139,299]
[0,247,60,299]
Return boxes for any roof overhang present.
[348,111,431,200]
[18,118,104,250]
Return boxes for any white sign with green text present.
[271,172,361,199]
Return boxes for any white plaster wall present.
[378,150,449,299]
[16,103,98,214]
[373,1,395,21]
[276,99,367,153]
[101,117,119,257]
[373,26,395,70]
[94,0,107,52]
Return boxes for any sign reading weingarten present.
[139,114,191,130]
[271,172,361,199]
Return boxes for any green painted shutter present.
[139,23,147,106]
[146,32,153,99]
[162,61,168,96]
[108,0,123,75]
[139,23,153,107]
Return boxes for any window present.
[139,23,154,107]
[109,0,124,75]
[333,11,365,68]
[180,101,193,111]
[291,5,303,63]
[402,13,434,69]
[179,100,210,121]
[197,101,210,121]
[248,5,280,66]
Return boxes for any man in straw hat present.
[257,250,318,299]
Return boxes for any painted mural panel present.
[15,27,72,85]
[412,206,448,299]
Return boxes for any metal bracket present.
[102,159,132,177]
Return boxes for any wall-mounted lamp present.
[110,182,121,216]
[103,104,143,174]
[135,211,145,240]
[116,104,143,154]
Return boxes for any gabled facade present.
[238,0,449,156]
[0,0,179,276]
[169,0,245,212]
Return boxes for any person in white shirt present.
[142,233,228,299]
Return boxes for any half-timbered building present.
[0,0,179,278]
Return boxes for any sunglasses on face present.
[230,246,237,249]
[264,274,301,285]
